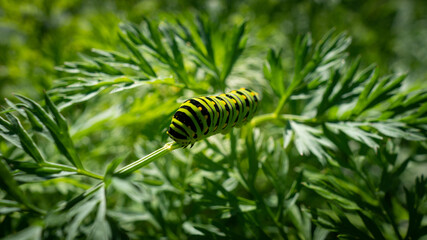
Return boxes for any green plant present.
[1,16,426,239]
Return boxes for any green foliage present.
[1,11,427,240]
[49,17,247,110]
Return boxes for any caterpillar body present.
[167,88,260,148]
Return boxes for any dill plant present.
[0,16,426,240]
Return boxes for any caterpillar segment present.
[167,88,260,148]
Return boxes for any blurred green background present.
[1,0,426,101]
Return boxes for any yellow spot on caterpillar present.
[220,94,226,97]
[251,92,255,96]
[231,91,237,94]
[226,111,229,116]
[213,126,218,131]
[221,100,226,105]
[212,101,215,105]
[204,115,208,119]
[243,95,247,99]
[223,123,227,128]
[240,88,246,90]
[232,99,237,103]
[166,131,169,134]
[198,107,202,111]
[204,127,208,132]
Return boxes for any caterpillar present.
[167,88,260,148]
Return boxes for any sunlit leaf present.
[290,121,336,164]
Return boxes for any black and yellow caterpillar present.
[167,88,260,148]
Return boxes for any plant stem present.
[78,169,104,180]
[58,181,105,211]
[41,162,103,180]
[114,142,181,177]
[251,113,313,126]
[0,108,16,115]
[26,203,46,215]
[274,92,292,116]
[39,142,182,180]
[273,71,304,116]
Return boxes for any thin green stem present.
[41,162,76,172]
[274,72,303,116]
[38,142,182,180]
[26,204,46,215]
[82,182,105,198]
[251,113,313,127]
[0,108,16,115]
[274,57,319,116]
[251,113,276,126]
[114,142,181,177]
[41,162,103,180]
[274,92,292,116]
[385,208,403,240]
[78,169,104,180]
[248,183,287,240]
[58,181,104,211]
